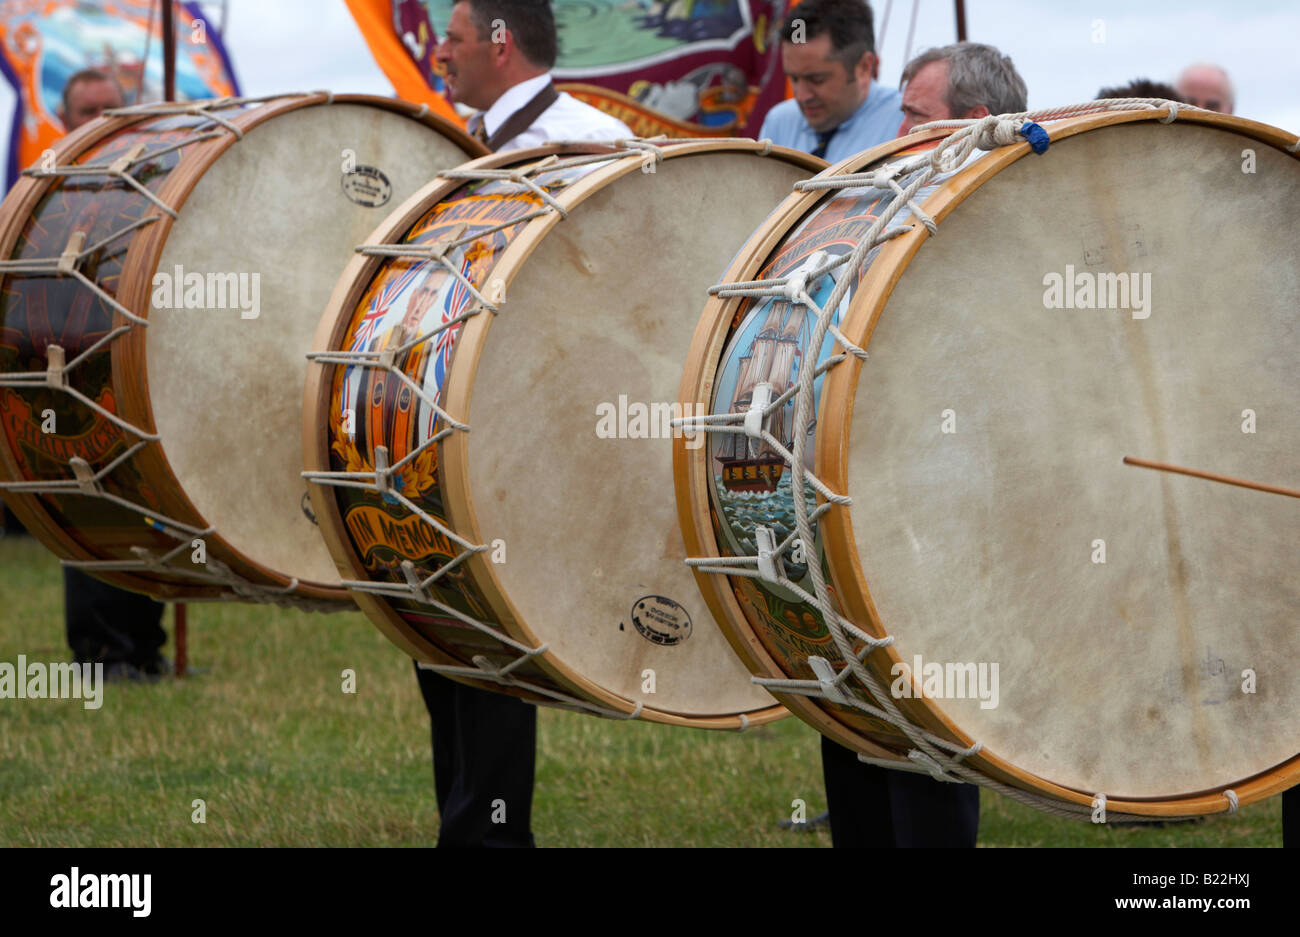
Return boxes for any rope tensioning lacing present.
[0,111,341,611]
[306,143,702,722]
[100,90,331,139]
[674,102,1242,820]
[432,136,779,208]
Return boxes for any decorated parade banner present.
[347,0,794,138]
[0,0,240,186]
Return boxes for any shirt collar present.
[479,73,553,139]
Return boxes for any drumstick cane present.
[1122,456,1300,499]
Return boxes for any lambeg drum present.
[0,92,484,605]
[675,104,1300,815]
[303,139,821,726]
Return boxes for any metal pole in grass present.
[162,0,175,102]
[160,0,187,677]
[175,602,188,678]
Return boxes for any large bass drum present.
[304,139,821,725]
[676,106,1300,814]
[0,93,484,605]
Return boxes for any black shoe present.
[102,661,151,682]
[137,654,172,677]
[779,809,830,832]
[101,656,169,683]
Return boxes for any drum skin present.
[304,140,821,727]
[676,109,1300,813]
[0,94,484,603]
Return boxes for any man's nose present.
[897,116,912,137]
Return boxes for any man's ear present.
[854,51,877,85]
[491,23,515,65]
[964,104,992,119]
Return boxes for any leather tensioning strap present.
[487,81,560,151]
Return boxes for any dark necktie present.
[812,127,838,159]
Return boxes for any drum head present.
[463,151,806,716]
[148,103,472,587]
[837,120,1299,798]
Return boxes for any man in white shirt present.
[417,0,630,849]
[436,0,631,152]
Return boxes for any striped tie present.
[811,127,838,159]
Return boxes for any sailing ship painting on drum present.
[709,248,847,574]
[707,163,960,579]
[716,298,811,493]
[699,162,964,740]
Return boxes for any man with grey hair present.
[1175,63,1234,114]
[897,42,1027,136]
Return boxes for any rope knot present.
[972,115,1025,150]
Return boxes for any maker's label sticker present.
[631,595,692,646]
[342,165,392,207]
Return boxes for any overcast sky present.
[2,1,1296,145]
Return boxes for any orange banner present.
[344,0,462,127]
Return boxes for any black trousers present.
[821,735,980,847]
[64,567,166,665]
[2,504,27,535]
[413,662,537,848]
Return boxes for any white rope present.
[0,113,337,612]
[304,192,663,719]
[417,657,645,720]
[678,106,1232,819]
[306,138,803,724]
[101,90,319,139]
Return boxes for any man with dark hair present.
[1096,79,1184,101]
[60,69,126,131]
[759,0,901,161]
[419,0,629,849]
[898,42,1027,135]
[436,0,629,150]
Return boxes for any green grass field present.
[0,534,1283,847]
